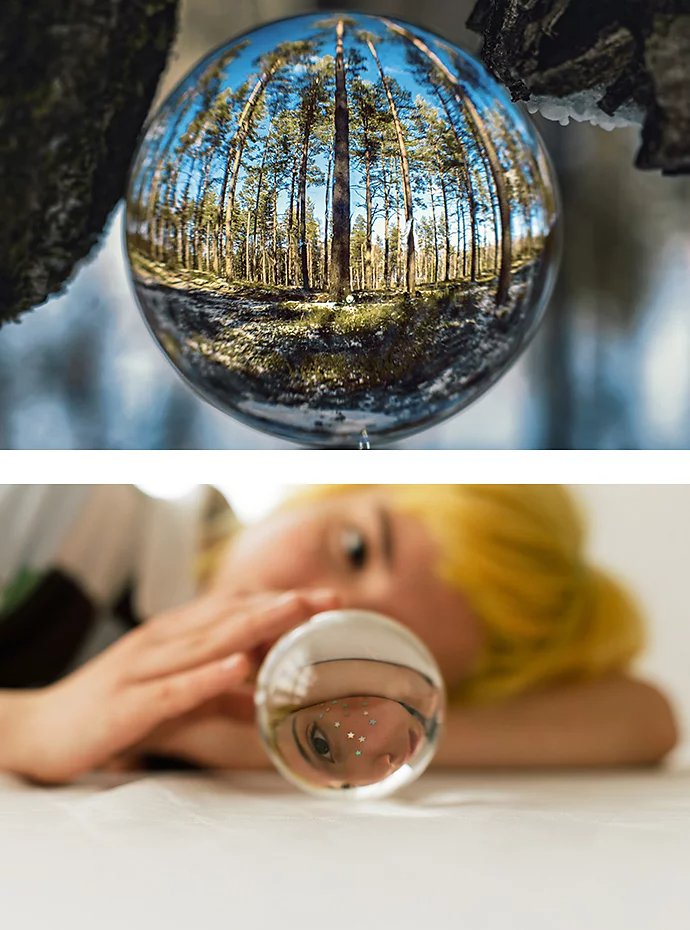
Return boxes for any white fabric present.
[133,487,205,618]
[0,485,205,618]
[0,769,688,929]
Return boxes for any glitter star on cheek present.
[355,750,362,756]
[369,719,377,726]
[347,732,355,739]
[358,736,365,742]
[334,722,341,728]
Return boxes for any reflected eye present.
[342,528,368,570]
[309,723,334,762]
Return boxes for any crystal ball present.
[126,12,560,447]
[254,610,446,799]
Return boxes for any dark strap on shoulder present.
[0,570,95,688]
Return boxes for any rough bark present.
[367,37,416,295]
[467,0,690,175]
[329,19,351,301]
[0,0,179,323]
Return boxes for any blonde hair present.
[284,485,645,705]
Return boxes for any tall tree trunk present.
[438,165,450,281]
[388,20,512,304]
[364,141,373,289]
[298,85,317,290]
[427,173,439,283]
[245,208,251,279]
[223,64,279,280]
[144,91,196,258]
[478,147,500,275]
[395,174,402,286]
[380,149,390,287]
[286,159,297,284]
[330,19,351,301]
[433,84,477,282]
[251,116,273,282]
[178,150,199,270]
[457,170,468,278]
[273,181,279,285]
[366,38,415,295]
[322,151,332,288]
[192,155,211,271]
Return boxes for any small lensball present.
[126,12,560,447]
[254,610,446,799]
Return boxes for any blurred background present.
[1,0,689,450]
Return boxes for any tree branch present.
[0,0,180,324]
[467,0,690,176]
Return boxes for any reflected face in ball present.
[274,696,427,789]
[126,12,559,446]
[255,611,446,797]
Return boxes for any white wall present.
[575,485,690,753]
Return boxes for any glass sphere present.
[126,12,560,447]
[254,610,446,799]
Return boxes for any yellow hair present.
[284,485,645,706]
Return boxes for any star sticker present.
[355,750,362,756]
[362,701,369,707]
[334,722,341,728]
[342,703,348,708]
[369,719,377,726]
[318,713,324,718]
[325,707,330,712]
[331,700,338,704]
[347,732,355,739]
[363,711,369,716]
[358,736,365,743]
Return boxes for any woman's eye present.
[309,725,334,762]
[342,528,368,570]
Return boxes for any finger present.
[131,589,340,682]
[132,654,252,735]
[148,588,339,638]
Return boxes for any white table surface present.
[1,768,689,930]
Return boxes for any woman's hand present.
[6,588,338,784]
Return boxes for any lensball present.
[126,12,560,446]
[254,610,446,799]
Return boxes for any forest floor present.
[129,250,548,446]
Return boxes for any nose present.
[370,752,402,781]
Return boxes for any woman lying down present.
[0,484,677,784]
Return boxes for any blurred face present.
[216,488,481,689]
[273,696,427,789]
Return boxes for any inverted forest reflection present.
[126,12,558,445]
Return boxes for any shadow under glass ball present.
[254,610,446,799]
[126,12,560,447]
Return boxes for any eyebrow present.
[379,506,394,567]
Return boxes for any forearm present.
[0,690,40,776]
[433,675,678,769]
